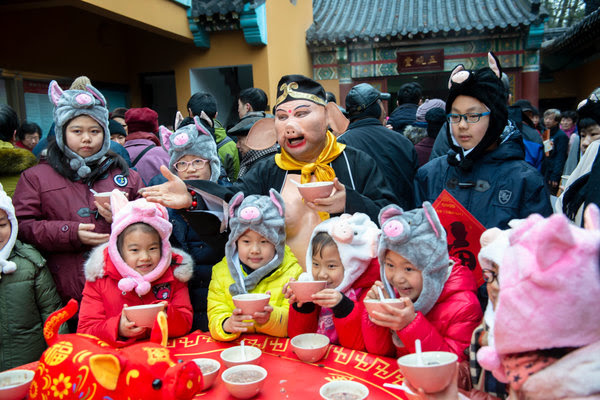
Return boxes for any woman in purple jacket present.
[12,81,144,316]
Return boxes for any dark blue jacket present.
[388,103,418,134]
[149,174,229,331]
[415,124,552,229]
[542,126,569,183]
[338,118,418,210]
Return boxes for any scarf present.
[275,131,345,220]
[238,145,278,178]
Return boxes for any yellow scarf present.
[275,131,345,220]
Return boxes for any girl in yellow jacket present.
[207,189,303,341]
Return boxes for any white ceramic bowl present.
[123,303,165,328]
[288,280,327,303]
[319,380,369,400]
[232,293,271,316]
[297,181,334,202]
[221,364,267,399]
[192,358,221,391]
[220,345,262,368]
[397,351,458,393]
[0,369,35,400]
[290,333,330,363]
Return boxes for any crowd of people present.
[0,51,599,399]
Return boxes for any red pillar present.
[521,69,540,108]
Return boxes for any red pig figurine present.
[29,299,202,400]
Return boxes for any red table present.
[168,331,408,399]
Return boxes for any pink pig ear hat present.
[477,205,600,383]
[107,189,173,296]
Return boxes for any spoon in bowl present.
[240,339,247,361]
[415,339,424,366]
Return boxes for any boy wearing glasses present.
[415,53,551,229]
[148,116,230,331]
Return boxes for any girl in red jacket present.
[78,190,193,347]
[364,202,482,361]
[286,213,380,350]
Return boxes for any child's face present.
[65,115,104,158]
[580,124,600,154]
[483,261,500,309]
[384,250,423,303]
[174,154,212,181]
[449,95,490,150]
[311,243,344,289]
[0,210,11,250]
[110,133,126,146]
[237,229,276,270]
[121,227,161,276]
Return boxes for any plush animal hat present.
[107,190,173,296]
[378,202,450,315]
[304,213,380,293]
[225,189,286,295]
[477,206,600,383]
[48,80,110,178]
[577,92,600,125]
[159,115,221,182]
[0,183,17,275]
[446,52,508,171]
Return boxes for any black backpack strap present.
[131,144,155,167]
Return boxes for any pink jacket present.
[363,261,482,361]
[78,244,193,347]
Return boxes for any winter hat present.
[477,206,600,383]
[108,119,127,137]
[274,75,327,109]
[377,202,450,315]
[225,189,286,295]
[304,213,380,293]
[425,107,446,138]
[445,52,508,171]
[416,98,446,122]
[478,227,510,274]
[125,107,159,134]
[577,94,600,125]
[158,116,221,182]
[0,183,17,275]
[48,80,110,178]
[107,190,173,296]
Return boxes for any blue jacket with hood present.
[415,123,552,229]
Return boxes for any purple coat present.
[124,138,170,185]
[12,161,144,303]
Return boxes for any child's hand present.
[369,296,416,331]
[253,305,274,325]
[223,309,254,333]
[404,362,459,399]
[283,278,304,306]
[78,223,110,246]
[365,281,388,300]
[94,200,113,223]
[118,305,146,338]
[311,288,343,308]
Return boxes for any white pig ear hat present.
[107,190,173,296]
[0,183,17,275]
[304,213,380,293]
[377,202,450,315]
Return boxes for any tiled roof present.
[542,8,600,53]
[307,0,546,45]
[190,0,264,31]
[191,0,246,17]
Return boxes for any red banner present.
[397,49,444,73]
[433,190,486,286]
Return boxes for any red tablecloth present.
[169,331,408,399]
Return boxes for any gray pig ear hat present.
[48,80,110,178]
[377,202,451,315]
[158,115,221,182]
[225,189,286,295]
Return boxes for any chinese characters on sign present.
[397,49,444,73]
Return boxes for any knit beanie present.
[125,107,159,134]
[477,206,600,383]
[377,202,450,315]
[159,116,221,182]
[445,52,508,171]
[0,183,17,275]
[107,189,173,296]
[304,213,380,293]
[425,108,446,138]
[108,119,127,137]
[416,99,446,122]
[48,80,110,178]
[225,189,286,295]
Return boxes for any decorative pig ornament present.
[29,299,202,400]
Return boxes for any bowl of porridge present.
[221,364,267,399]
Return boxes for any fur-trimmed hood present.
[0,144,38,175]
[84,242,193,284]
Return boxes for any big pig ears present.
[229,191,245,219]
[325,102,349,137]
[269,189,285,217]
[48,80,64,106]
[159,126,174,152]
[422,201,444,238]
[110,189,129,215]
[487,52,502,79]
[85,84,106,107]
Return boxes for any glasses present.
[173,158,208,172]
[447,112,491,124]
[482,269,498,284]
